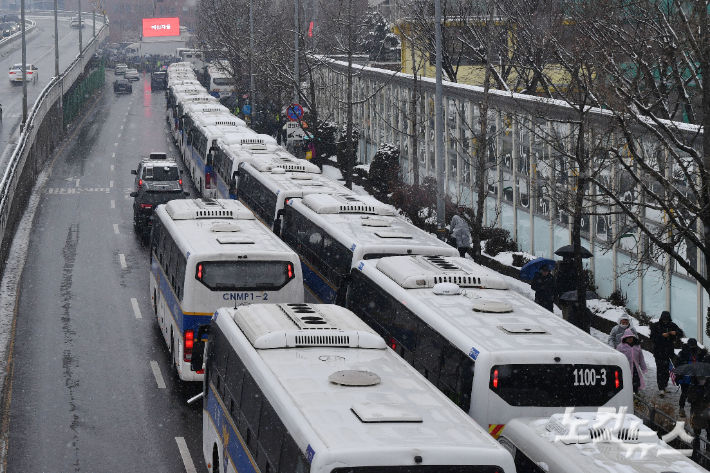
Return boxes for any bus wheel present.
[212,444,220,473]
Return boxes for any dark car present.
[0,21,18,37]
[2,14,20,23]
[150,71,166,90]
[113,79,132,94]
[131,155,182,193]
[130,182,187,237]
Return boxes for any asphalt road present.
[4,73,208,472]
[0,15,103,157]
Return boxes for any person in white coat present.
[608,314,638,348]
[449,209,472,258]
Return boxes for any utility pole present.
[78,0,83,57]
[21,0,27,128]
[54,0,59,77]
[294,0,299,103]
[93,7,96,38]
[250,0,256,129]
[435,0,445,239]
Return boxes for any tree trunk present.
[345,0,354,190]
[410,33,419,186]
[573,119,587,329]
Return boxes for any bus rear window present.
[331,467,504,473]
[490,364,624,407]
[213,78,235,86]
[195,261,295,291]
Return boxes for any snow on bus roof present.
[243,164,348,195]
[217,305,514,466]
[358,255,617,355]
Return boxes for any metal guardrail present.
[0,16,109,278]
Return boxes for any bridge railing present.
[0,15,109,278]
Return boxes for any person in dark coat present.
[568,302,593,333]
[676,338,709,417]
[555,258,577,296]
[687,376,710,458]
[650,310,684,394]
[531,265,555,312]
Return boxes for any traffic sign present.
[283,121,305,140]
[286,103,304,121]
[242,104,251,115]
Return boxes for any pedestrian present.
[650,310,684,395]
[687,376,710,458]
[531,265,555,312]
[616,329,648,394]
[607,314,638,349]
[568,302,593,333]
[555,258,577,296]
[449,209,472,258]
[676,338,709,418]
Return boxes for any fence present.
[314,59,708,342]
[0,16,109,282]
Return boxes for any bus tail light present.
[140,204,152,209]
[184,330,194,362]
[205,172,212,189]
[615,370,619,389]
[179,179,183,186]
[388,337,397,351]
[492,369,499,388]
[287,263,293,279]
[139,179,143,187]
[196,263,203,280]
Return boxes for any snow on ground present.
[483,250,537,268]
[321,164,369,196]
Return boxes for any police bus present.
[149,199,304,381]
[179,109,246,161]
[191,303,517,473]
[499,412,705,472]
[280,194,459,304]
[204,62,236,99]
[236,162,347,231]
[347,255,633,437]
[167,87,217,137]
[171,102,231,145]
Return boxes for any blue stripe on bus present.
[214,172,231,199]
[151,257,212,334]
[299,259,337,304]
[206,383,259,472]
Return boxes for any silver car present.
[124,69,140,81]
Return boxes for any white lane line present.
[114,143,118,147]
[120,125,124,130]
[131,298,142,319]
[111,200,115,209]
[112,152,115,158]
[175,437,197,473]
[110,181,114,188]
[113,224,119,234]
[75,180,80,187]
[118,133,122,138]
[119,254,127,269]
[111,165,114,171]
[150,361,166,389]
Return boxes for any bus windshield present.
[195,260,294,291]
[213,78,235,86]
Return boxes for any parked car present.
[8,63,37,83]
[150,71,166,90]
[113,79,132,94]
[114,64,128,75]
[130,181,187,238]
[70,17,85,28]
[124,69,139,81]
[0,21,18,37]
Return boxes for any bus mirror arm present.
[187,392,204,404]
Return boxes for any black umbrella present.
[559,290,599,302]
[555,245,594,259]
[673,362,710,378]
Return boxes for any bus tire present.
[212,444,220,473]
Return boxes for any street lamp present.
[435,0,445,240]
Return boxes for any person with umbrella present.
[531,264,556,312]
[650,311,684,395]
[616,329,648,393]
[676,338,709,418]
[687,375,710,455]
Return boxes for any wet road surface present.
[4,73,208,472]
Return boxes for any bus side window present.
[514,448,546,473]
[278,433,311,473]
[176,252,186,301]
[239,372,264,458]
[150,218,162,257]
[257,401,286,472]
[414,324,445,383]
[225,352,245,424]
[210,328,230,399]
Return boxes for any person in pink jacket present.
[617,328,648,393]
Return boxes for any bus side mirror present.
[190,340,205,371]
[131,169,137,175]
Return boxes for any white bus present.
[172,102,231,144]
[178,107,244,158]
[347,255,633,437]
[191,303,517,473]
[167,87,216,136]
[205,62,236,99]
[280,194,459,304]
[499,412,705,472]
[149,199,304,381]
[236,162,347,231]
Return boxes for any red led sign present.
[142,17,180,37]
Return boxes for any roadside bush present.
[389,177,457,234]
[608,290,628,307]
[366,143,401,201]
[511,253,531,267]
[633,310,653,327]
[482,227,518,256]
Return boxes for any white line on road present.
[131,298,142,319]
[110,181,114,188]
[120,125,124,130]
[113,224,119,234]
[114,143,118,147]
[175,437,197,473]
[112,152,115,158]
[111,165,114,171]
[119,254,127,269]
[150,361,166,389]
[111,200,115,209]
[118,133,121,138]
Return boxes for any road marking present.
[112,152,115,158]
[110,181,114,188]
[114,143,118,147]
[110,165,114,171]
[113,224,119,234]
[119,254,127,269]
[120,125,124,130]
[131,298,142,319]
[175,437,197,473]
[111,200,115,208]
[150,361,166,389]
[118,133,121,138]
